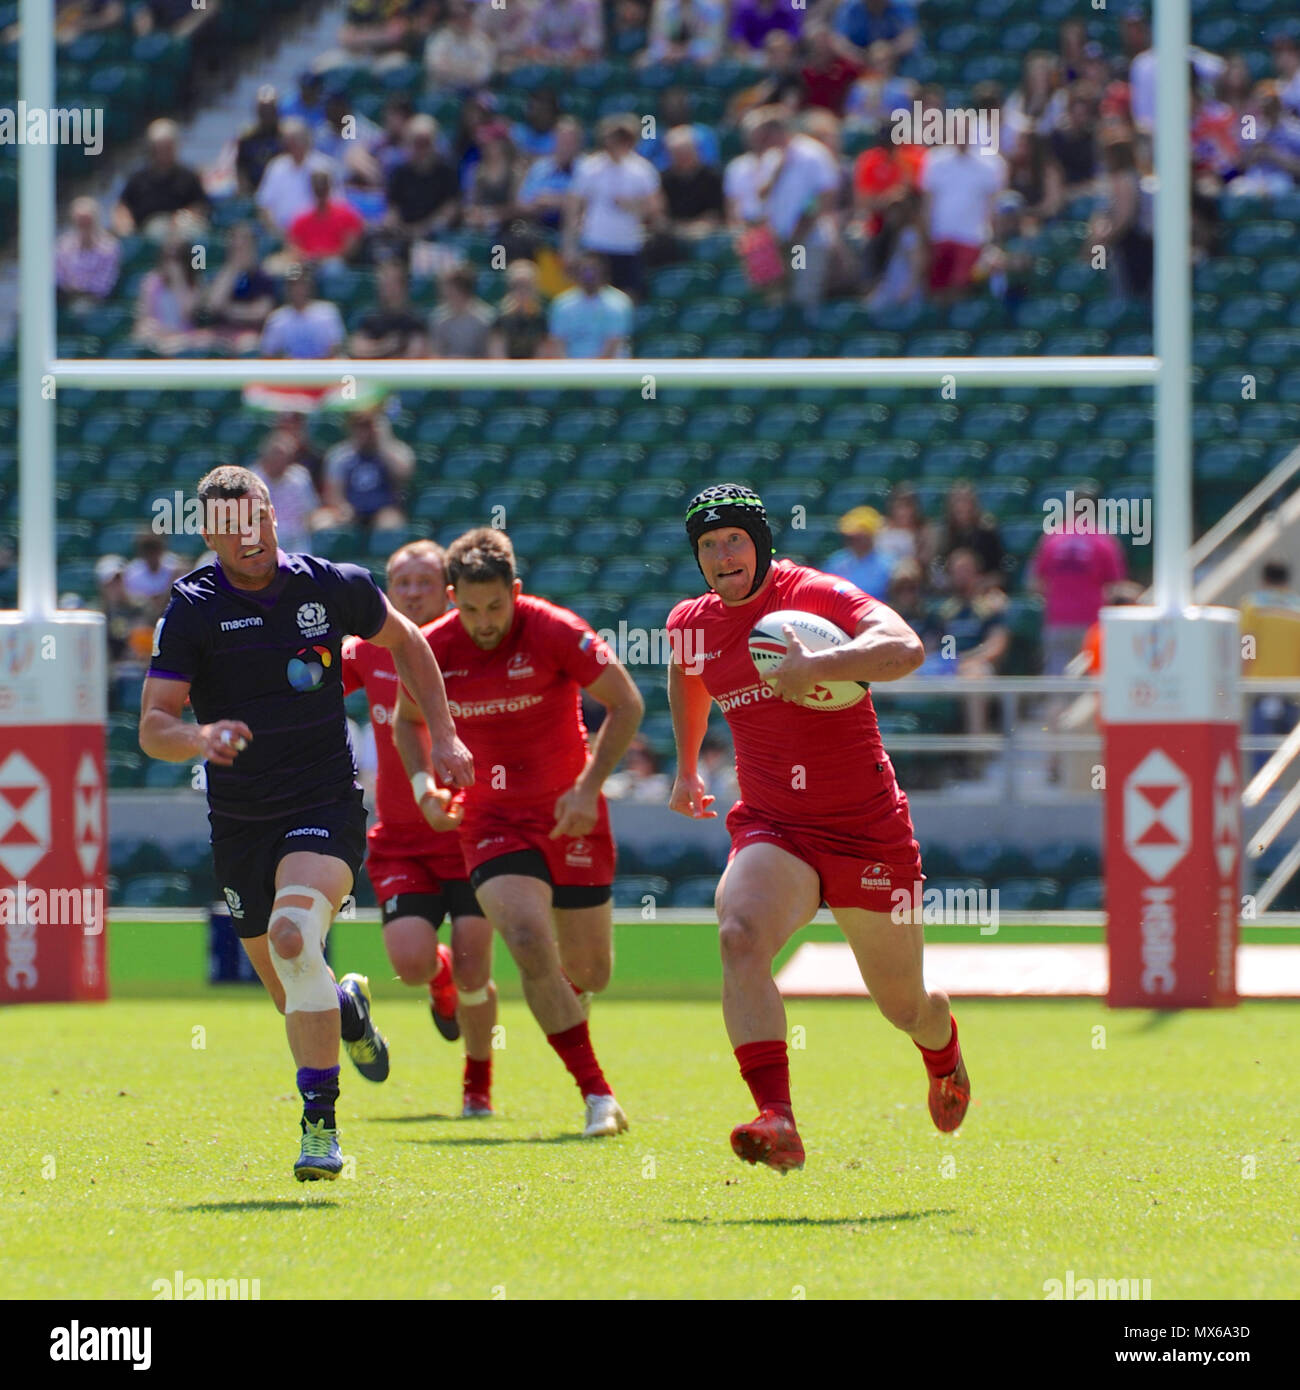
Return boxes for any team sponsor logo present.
[441,669,469,678]
[372,669,397,681]
[287,644,332,692]
[506,651,535,680]
[565,838,594,868]
[717,681,778,713]
[220,616,264,632]
[477,836,506,850]
[385,895,399,913]
[296,601,329,639]
[702,508,721,521]
[284,826,329,837]
[222,886,244,920]
[860,863,891,890]
[449,694,544,718]
[1123,748,1191,881]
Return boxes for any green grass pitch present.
[6,961,1298,1299]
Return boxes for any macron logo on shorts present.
[285,827,329,837]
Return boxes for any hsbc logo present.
[0,750,51,879]
[1124,748,1191,882]
[565,838,594,868]
[1212,753,1237,880]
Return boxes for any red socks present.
[464,1055,491,1096]
[546,1021,611,1097]
[915,1013,960,1078]
[735,1039,793,1119]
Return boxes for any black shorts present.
[379,880,484,927]
[469,849,612,908]
[210,788,368,940]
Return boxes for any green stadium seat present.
[97,520,147,556]
[669,877,721,909]
[1197,439,1267,481]
[481,407,550,448]
[890,403,959,443]
[1191,403,1239,441]
[307,526,362,561]
[550,408,619,447]
[1063,878,1105,911]
[975,329,1043,356]
[510,443,577,484]
[55,520,97,559]
[1258,260,1300,296]
[615,478,688,519]
[958,403,1031,445]
[638,443,715,479]
[505,519,574,561]
[919,441,988,478]
[707,332,765,357]
[411,482,480,522]
[119,872,194,907]
[842,331,905,357]
[368,525,431,559]
[782,441,853,478]
[821,402,890,442]
[143,761,195,791]
[72,485,140,524]
[80,408,144,450]
[711,441,781,486]
[574,443,648,482]
[947,297,1008,333]
[413,408,484,449]
[106,751,145,789]
[599,556,670,593]
[849,441,918,479]
[977,478,1032,513]
[640,519,689,557]
[548,481,617,521]
[527,556,599,601]
[477,479,546,518]
[616,406,687,446]
[649,265,713,301]
[1229,221,1297,260]
[1249,330,1300,370]
[753,404,822,442]
[611,873,671,907]
[994,877,1062,910]
[1237,403,1300,440]
[688,405,755,446]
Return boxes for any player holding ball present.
[666,484,970,1172]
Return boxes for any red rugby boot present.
[928,1053,971,1133]
[730,1109,805,1172]
[429,943,460,1042]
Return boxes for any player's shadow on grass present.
[187,1199,339,1212]
[665,1209,955,1228]
[401,1133,589,1146]
[372,1113,460,1123]
[1134,1010,1183,1032]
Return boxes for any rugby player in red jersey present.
[342,540,499,1116]
[666,484,971,1172]
[393,528,644,1137]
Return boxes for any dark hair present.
[1263,560,1290,586]
[446,527,516,587]
[197,464,269,504]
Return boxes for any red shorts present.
[366,830,468,902]
[725,802,923,913]
[928,239,981,292]
[461,797,616,887]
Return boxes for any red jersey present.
[341,636,454,854]
[667,561,915,854]
[421,594,614,816]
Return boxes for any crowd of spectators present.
[57,4,1300,355]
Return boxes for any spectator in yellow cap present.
[825,504,893,597]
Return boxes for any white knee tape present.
[458,982,491,1007]
[268,886,337,1013]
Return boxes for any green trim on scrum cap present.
[685,493,766,520]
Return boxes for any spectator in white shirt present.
[123,532,185,622]
[260,264,346,358]
[751,106,842,304]
[424,0,496,90]
[255,119,336,233]
[565,113,663,300]
[252,430,320,553]
[920,138,1007,301]
[724,109,768,228]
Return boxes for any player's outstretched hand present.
[550,783,600,840]
[768,626,816,703]
[418,787,465,833]
[432,734,475,788]
[668,772,717,820]
[199,721,253,766]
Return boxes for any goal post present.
[8,0,1241,1009]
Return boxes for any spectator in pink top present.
[1030,502,1128,675]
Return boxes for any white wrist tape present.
[267,885,337,1013]
[411,771,436,803]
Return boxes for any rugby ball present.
[747,609,869,711]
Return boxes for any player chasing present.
[666,484,970,1172]
[342,540,499,1116]
[394,527,644,1137]
[139,467,473,1181]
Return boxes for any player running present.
[140,466,473,1181]
[666,484,970,1172]
[393,527,644,1137]
[342,539,499,1116]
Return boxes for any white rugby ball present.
[747,609,869,711]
